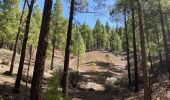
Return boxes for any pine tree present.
[62,0,75,95]
[72,27,86,56]
[0,0,20,49]
[30,0,52,99]
[88,30,94,51]
[50,0,65,70]
[13,0,35,93]
[130,0,139,92]
[28,5,42,48]
[124,4,131,86]
[158,0,170,76]
[136,0,151,99]
[9,0,27,75]
[110,29,122,52]
[105,22,111,50]
[93,19,103,50]
[101,26,109,49]
[79,22,93,51]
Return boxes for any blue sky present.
[34,0,116,28]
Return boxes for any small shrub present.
[105,77,118,91]
[69,71,82,87]
[105,77,117,86]
[114,76,128,87]
[105,76,129,92]
[105,54,110,64]
[43,74,70,100]
[91,62,96,71]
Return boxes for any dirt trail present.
[69,51,127,100]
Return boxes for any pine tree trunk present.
[156,32,163,67]
[146,33,153,72]
[77,50,80,71]
[97,39,99,50]
[124,5,131,86]
[159,51,163,67]
[167,25,170,47]
[86,39,88,51]
[148,53,153,71]
[30,0,52,99]
[0,37,4,48]
[51,37,56,70]
[26,45,32,88]
[62,0,75,96]
[131,0,139,92]
[158,0,170,70]
[136,0,151,99]
[9,0,27,75]
[13,0,35,93]
[165,14,170,53]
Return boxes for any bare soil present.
[0,49,170,100]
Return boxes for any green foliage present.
[43,74,70,100]
[28,4,42,48]
[0,0,20,47]
[105,22,111,49]
[46,39,53,60]
[102,26,110,49]
[91,62,96,71]
[93,19,103,49]
[71,27,86,56]
[110,29,122,52]
[79,22,94,51]
[50,0,67,52]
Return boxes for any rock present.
[105,77,117,86]
[79,82,105,91]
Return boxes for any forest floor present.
[69,50,129,100]
[0,49,170,100]
[68,51,170,100]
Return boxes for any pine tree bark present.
[62,0,75,96]
[164,14,170,56]
[156,32,163,67]
[26,45,32,88]
[51,37,56,70]
[0,37,4,48]
[136,0,151,99]
[167,24,170,47]
[13,0,35,92]
[30,0,52,99]
[124,5,131,86]
[9,0,27,75]
[131,0,139,92]
[77,50,80,71]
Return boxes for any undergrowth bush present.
[0,49,19,65]
[105,76,128,92]
[43,74,70,100]
[91,62,96,71]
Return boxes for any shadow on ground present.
[0,83,30,100]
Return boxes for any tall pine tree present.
[50,0,65,70]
